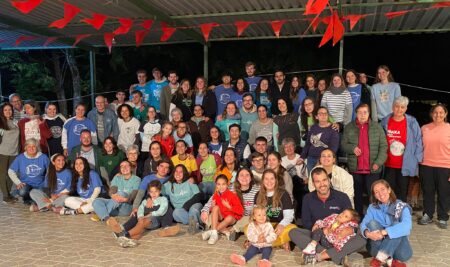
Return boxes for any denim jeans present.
[366,220,413,262]
[10,184,34,202]
[92,198,133,220]
[29,189,68,210]
[172,202,203,225]
[306,156,319,173]
[199,182,216,201]
[244,245,272,261]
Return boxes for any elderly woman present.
[381,96,423,202]
[342,103,388,216]
[360,179,412,267]
[308,149,355,208]
[418,104,450,229]
[8,138,50,204]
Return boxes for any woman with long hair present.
[62,157,105,215]
[267,151,294,202]
[18,100,52,154]
[214,147,240,184]
[207,125,223,157]
[290,75,305,114]
[273,98,302,154]
[98,136,126,181]
[196,142,221,200]
[254,78,272,117]
[0,103,20,203]
[215,101,241,141]
[194,76,217,120]
[136,106,161,159]
[117,104,140,153]
[142,141,172,177]
[172,79,195,122]
[255,169,297,251]
[345,69,377,121]
[321,74,353,131]
[371,65,401,121]
[43,102,66,156]
[29,153,72,213]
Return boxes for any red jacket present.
[356,119,370,173]
[18,117,52,154]
[152,134,175,157]
[212,189,244,220]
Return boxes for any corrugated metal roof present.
[0,0,448,50]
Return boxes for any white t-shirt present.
[118,118,140,152]
[281,154,307,180]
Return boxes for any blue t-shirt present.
[230,93,244,109]
[44,169,72,194]
[347,84,362,120]
[132,83,152,104]
[214,85,236,116]
[77,170,103,199]
[245,76,262,94]
[64,117,97,153]
[147,79,169,112]
[9,153,49,188]
[139,174,170,192]
[208,142,222,156]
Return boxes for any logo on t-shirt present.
[73,124,88,135]
[26,164,42,177]
[389,140,405,156]
[50,126,62,138]
[380,90,389,102]
[219,94,231,105]
[310,133,328,148]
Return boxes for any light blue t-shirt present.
[111,175,141,194]
[147,79,169,112]
[44,169,72,194]
[371,82,401,120]
[162,180,200,209]
[214,85,236,116]
[256,92,272,117]
[245,76,262,94]
[9,153,49,188]
[133,83,151,104]
[77,170,103,199]
[64,117,97,153]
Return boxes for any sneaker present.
[258,259,272,267]
[158,224,181,237]
[106,217,122,233]
[90,213,101,222]
[300,253,316,265]
[418,213,432,225]
[230,253,246,265]
[60,207,76,215]
[117,236,137,248]
[208,230,219,245]
[369,257,383,267]
[228,230,240,241]
[391,259,407,267]
[29,204,39,212]
[437,220,448,229]
[302,243,316,255]
[201,230,212,241]
[188,217,196,234]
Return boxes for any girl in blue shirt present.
[29,153,72,213]
[62,157,104,215]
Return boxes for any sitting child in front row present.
[302,208,360,263]
[202,174,244,245]
[107,180,180,248]
[230,205,277,267]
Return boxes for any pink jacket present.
[246,222,277,248]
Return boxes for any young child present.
[230,205,277,267]
[302,208,360,262]
[202,175,244,245]
[107,180,180,248]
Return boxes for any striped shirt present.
[321,90,352,124]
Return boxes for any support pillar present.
[338,39,344,75]
[89,50,96,107]
[203,44,208,80]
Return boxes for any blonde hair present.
[250,205,268,223]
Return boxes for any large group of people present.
[0,62,449,267]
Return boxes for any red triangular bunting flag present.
[343,14,367,30]
[307,17,322,32]
[104,33,114,54]
[11,0,43,14]
[322,16,332,24]
[160,22,176,42]
[43,37,58,47]
[114,18,133,35]
[73,34,91,47]
[235,21,251,37]
[432,2,450,8]
[81,13,107,30]
[385,10,409,19]
[15,35,37,46]
[304,0,329,15]
[49,3,81,29]
[319,16,334,47]
[141,20,154,30]
[200,23,218,42]
[332,11,344,46]
[270,20,285,37]
[135,30,149,47]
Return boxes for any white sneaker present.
[208,230,219,245]
[201,230,212,241]
[302,242,316,255]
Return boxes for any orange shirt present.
[421,123,450,168]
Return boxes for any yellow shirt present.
[171,155,198,174]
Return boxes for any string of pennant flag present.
[8,0,450,52]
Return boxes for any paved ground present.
[0,200,448,267]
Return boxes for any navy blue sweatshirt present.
[301,189,352,230]
[301,124,340,159]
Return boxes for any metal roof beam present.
[128,0,206,44]
[0,14,95,51]
[171,1,436,19]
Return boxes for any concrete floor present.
[0,200,448,267]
